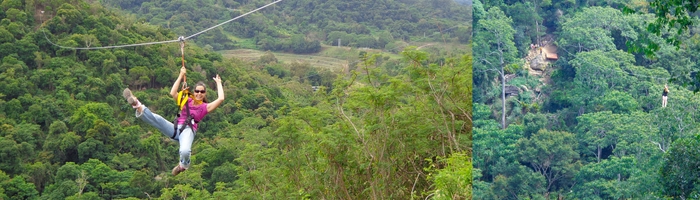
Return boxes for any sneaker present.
[122,88,140,108]
[172,164,186,176]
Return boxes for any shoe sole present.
[123,88,136,105]
[172,166,185,176]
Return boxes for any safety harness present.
[171,37,197,140]
[172,90,199,140]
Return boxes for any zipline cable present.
[556,44,681,82]
[43,0,284,50]
[184,0,282,41]
[472,42,686,103]
[274,23,466,86]
[42,32,179,50]
[180,38,188,89]
[45,0,467,87]
[473,42,684,83]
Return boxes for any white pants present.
[136,106,194,169]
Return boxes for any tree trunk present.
[536,20,541,45]
[502,68,506,129]
[499,45,507,129]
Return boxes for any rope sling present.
[172,37,198,139]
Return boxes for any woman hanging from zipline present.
[122,65,225,176]
[662,84,669,108]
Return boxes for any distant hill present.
[455,0,472,5]
[102,0,472,52]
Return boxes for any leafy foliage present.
[0,0,472,199]
[102,0,472,51]
[474,0,700,199]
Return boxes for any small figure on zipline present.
[662,84,669,108]
[122,65,225,176]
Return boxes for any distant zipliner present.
[41,0,284,176]
[662,84,669,108]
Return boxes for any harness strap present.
[171,37,202,140]
[180,37,187,89]
[172,93,198,139]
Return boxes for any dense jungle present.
[0,0,472,199]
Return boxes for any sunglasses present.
[194,90,206,94]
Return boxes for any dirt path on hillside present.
[417,43,434,50]
[524,35,558,86]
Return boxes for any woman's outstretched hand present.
[207,74,225,113]
[213,74,222,84]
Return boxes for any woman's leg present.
[136,107,176,138]
[172,126,195,175]
[177,127,195,169]
[663,96,668,107]
[124,88,176,138]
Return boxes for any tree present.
[569,50,634,113]
[559,6,639,53]
[645,0,699,47]
[648,43,696,85]
[27,161,53,193]
[69,103,114,136]
[660,134,700,199]
[504,1,546,54]
[473,6,518,129]
[0,27,14,44]
[487,165,547,200]
[472,115,522,181]
[127,66,152,88]
[0,0,22,11]
[529,0,550,44]
[590,90,639,114]
[128,170,158,198]
[516,129,580,193]
[425,153,472,200]
[0,137,22,174]
[4,9,28,25]
[1,176,39,200]
[651,91,700,153]
[160,184,212,199]
[576,111,621,163]
[575,111,655,163]
[572,156,637,199]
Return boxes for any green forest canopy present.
[472,0,700,199]
[98,0,473,52]
[0,0,472,199]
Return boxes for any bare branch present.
[651,141,666,153]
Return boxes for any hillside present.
[100,0,472,52]
[0,0,472,199]
[472,0,700,199]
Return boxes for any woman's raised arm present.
[170,66,187,101]
[207,74,225,113]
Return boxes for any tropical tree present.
[516,129,580,193]
[473,6,518,129]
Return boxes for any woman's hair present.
[194,81,209,103]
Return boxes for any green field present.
[219,48,352,72]
[218,43,469,73]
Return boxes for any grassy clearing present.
[418,42,472,56]
[219,49,350,72]
[218,42,469,73]
[224,32,258,49]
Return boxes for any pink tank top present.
[177,98,209,131]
